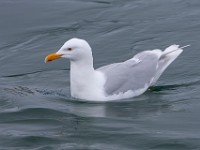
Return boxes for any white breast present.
[70,68,106,101]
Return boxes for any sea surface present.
[0,0,200,149]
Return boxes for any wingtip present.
[180,45,190,49]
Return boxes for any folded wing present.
[98,50,162,95]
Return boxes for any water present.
[0,0,200,149]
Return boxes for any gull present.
[45,38,189,101]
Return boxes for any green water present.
[0,0,200,149]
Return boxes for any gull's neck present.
[70,59,95,78]
[70,45,95,75]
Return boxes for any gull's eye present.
[67,48,72,51]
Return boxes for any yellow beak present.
[45,53,63,63]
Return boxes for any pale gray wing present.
[97,51,160,95]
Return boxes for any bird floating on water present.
[45,38,189,101]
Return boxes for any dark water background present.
[0,0,200,149]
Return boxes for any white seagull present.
[45,38,189,101]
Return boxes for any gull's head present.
[45,38,92,63]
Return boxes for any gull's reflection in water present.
[68,93,172,118]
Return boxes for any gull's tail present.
[151,44,190,86]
